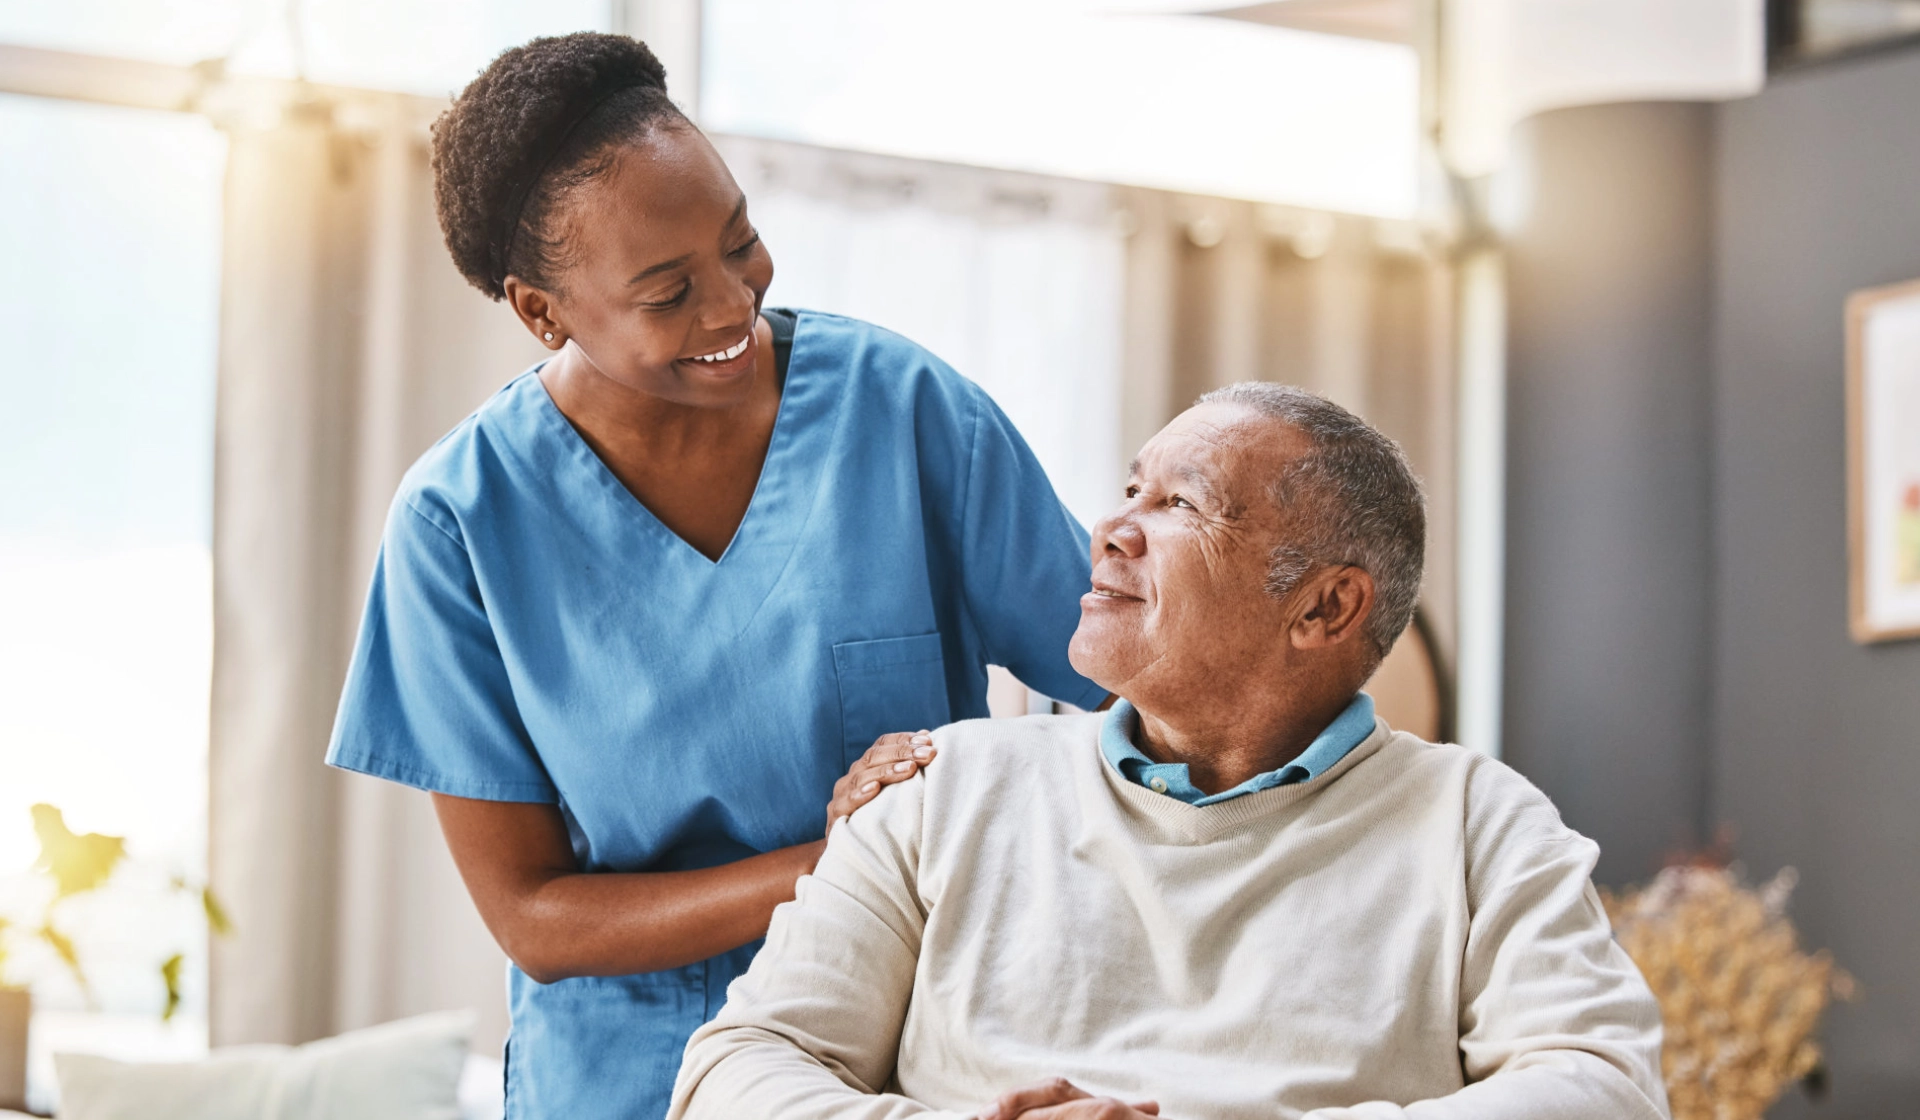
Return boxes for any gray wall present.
[1712,48,1920,1118]
[1501,47,1920,1118]
[1502,103,1717,887]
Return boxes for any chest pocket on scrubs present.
[832,634,952,769]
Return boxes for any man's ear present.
[503,276,568,351]
[1287,565,1376,651]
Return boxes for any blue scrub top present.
[325,310,1104,1120]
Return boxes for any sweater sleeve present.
[1302,768,1670,1120]
[668,772,967,1120]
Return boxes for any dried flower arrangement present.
[1602,865,1854,1120]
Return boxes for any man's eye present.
[1170,495,1195,510]
[1125,485,1140,498]
[728,233,761,259]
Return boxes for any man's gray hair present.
[1196,383,1427,661]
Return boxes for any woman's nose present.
[699,263,758,325]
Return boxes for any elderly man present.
[668,384,1668,1120]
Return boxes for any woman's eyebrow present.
[628,253,691,286]
[626,197,750,286]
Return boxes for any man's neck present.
[1131,685,1361,795]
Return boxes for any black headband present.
[493,78,651,288]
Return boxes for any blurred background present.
[1,0,1917,1116]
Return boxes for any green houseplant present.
[0,804,231,1109]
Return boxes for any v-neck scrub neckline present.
[325,310,1106,1120]
[519,329,827,639]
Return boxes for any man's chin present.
[1067,627,1129,695]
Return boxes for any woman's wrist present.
[791,838,828,877]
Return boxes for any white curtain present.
[209,95,539,1057]
[716,134,1128,528]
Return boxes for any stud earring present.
[544,332,555,342]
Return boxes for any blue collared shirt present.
[1100,693,1377,806]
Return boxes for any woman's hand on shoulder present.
[826,731,936,837]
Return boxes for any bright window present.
[701,0,1421,218]
[0,0,606,97]
[0,92,225,1110]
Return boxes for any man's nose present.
[1094,508,1145,558]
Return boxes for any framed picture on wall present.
[1847,277,1920,643]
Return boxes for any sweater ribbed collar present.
[1099,694,1377,805]
[1083,715,1397,843]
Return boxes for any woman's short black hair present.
[431,32,687,300]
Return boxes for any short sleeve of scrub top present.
[324,310,1104,1120]
[330,497,557,802]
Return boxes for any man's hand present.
[974,1078,1161,1120]
[825,731,936,836]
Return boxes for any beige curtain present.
[208,93,540,1056]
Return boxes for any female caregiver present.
[324,30,1104,1120]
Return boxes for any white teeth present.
[691,334,750,363]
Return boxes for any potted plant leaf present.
[0,804,231,1111]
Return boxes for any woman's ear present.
[504,277,567,350]
[1288,565,1376,651]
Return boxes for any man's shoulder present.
[1362,729,1596,898]
[923,714,1098,799]
[1364,729,1581,845]
[932,712,1097,764]
[829,714,1094,881]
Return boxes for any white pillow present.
[53,1011,472,1120]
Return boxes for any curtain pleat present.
[208,104,537,1056]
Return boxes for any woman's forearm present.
[431,792,827,983]
[509,841,827,982]
[434,729,937,983]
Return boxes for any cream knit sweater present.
[670,714,1670,1120]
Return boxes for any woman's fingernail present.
[893,760,914,772]
[860,780,879,794]
[913,746,934,760]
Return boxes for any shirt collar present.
[1099,692,1377,806]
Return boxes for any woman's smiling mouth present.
[686,333,751,363]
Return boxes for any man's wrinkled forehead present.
[1131,405,1305,504]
